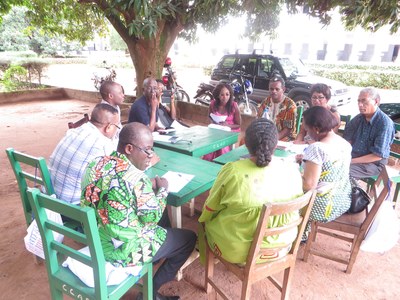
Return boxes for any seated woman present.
[199,119,303,264]
[294,83,341,144]
[203,83,241,161]
[299,106,352,239]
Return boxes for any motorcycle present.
[162,57,190,102]
[194,67,258,116]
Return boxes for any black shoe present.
[136,292,180,300]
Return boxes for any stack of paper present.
[210,113,227,123]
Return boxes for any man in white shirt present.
[49,103,120,205]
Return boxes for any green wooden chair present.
[296,105,304,134]
[6,147,55,227]
[364,122,400,204]
[27,188,153,300]
[338,114,351,135]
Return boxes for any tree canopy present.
[2,0,399,95]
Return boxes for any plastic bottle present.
[262,107,269,119]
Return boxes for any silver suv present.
[210,52,352,109]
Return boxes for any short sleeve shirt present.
[128,95,158,125]
[343,108,394,159]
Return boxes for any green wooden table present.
[146,147,222,228]
[153,125,239,157]
[213,144,296,165]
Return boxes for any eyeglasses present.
[311,96,326,101]
[130,144,154,156]
[110,123,121,129]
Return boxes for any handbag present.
[348,177,371,214]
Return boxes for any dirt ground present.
[1,99,400,300]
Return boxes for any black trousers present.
[152,209,197,292]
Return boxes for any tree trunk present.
[125,24,180,97]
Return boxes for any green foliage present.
[0,58,49,90]
[0,6,83,56]
[308,63,400,89]
[2,0,399,94]
[290,0,400,34]
[0,65,30,91]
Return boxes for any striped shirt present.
[49,122,115,204]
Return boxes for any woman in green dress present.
[199,118,303,264]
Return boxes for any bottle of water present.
[262,107,269,119]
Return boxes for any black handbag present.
[348,177,371,214]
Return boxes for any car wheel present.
[293,94,311,110]
[238,100,258,116]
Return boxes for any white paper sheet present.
[162,171,194,193]
[210,113,227,123]
[152,132,174,142]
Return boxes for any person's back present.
[199,119,303,264]
[49,104,119,205]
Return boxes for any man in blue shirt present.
[128,77,160,132]
[343,87,395,179]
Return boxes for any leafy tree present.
[3,0,399,95]
[0,6,82,56]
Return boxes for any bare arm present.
[169,94,176,120]
[302,160,321,192]
[294,122,307,144]
[148,93,159,132]
[278,127,291,140]
[351,153,382,164]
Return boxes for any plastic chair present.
[204,190,316,300]
[296,106,304,134]
[27,188,153,300]
[303,166,390,274]
[68,113,89,129]
[6,147,55,227]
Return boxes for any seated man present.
[99,80,125,119]
[343,87,395,179]
[257,76,297,141]
[128,77,160,131]
[100,80,125,144]
[81,122,196,300]
[49,103,119,205]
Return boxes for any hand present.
[150,92,158,110]
[150,153,160,166]
[295,154,303,164]
[155,175,168,191]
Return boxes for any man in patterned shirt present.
[257,76,297,141]
[81,122,196,300]
[343,87,395,179]
[49,103,119,205]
